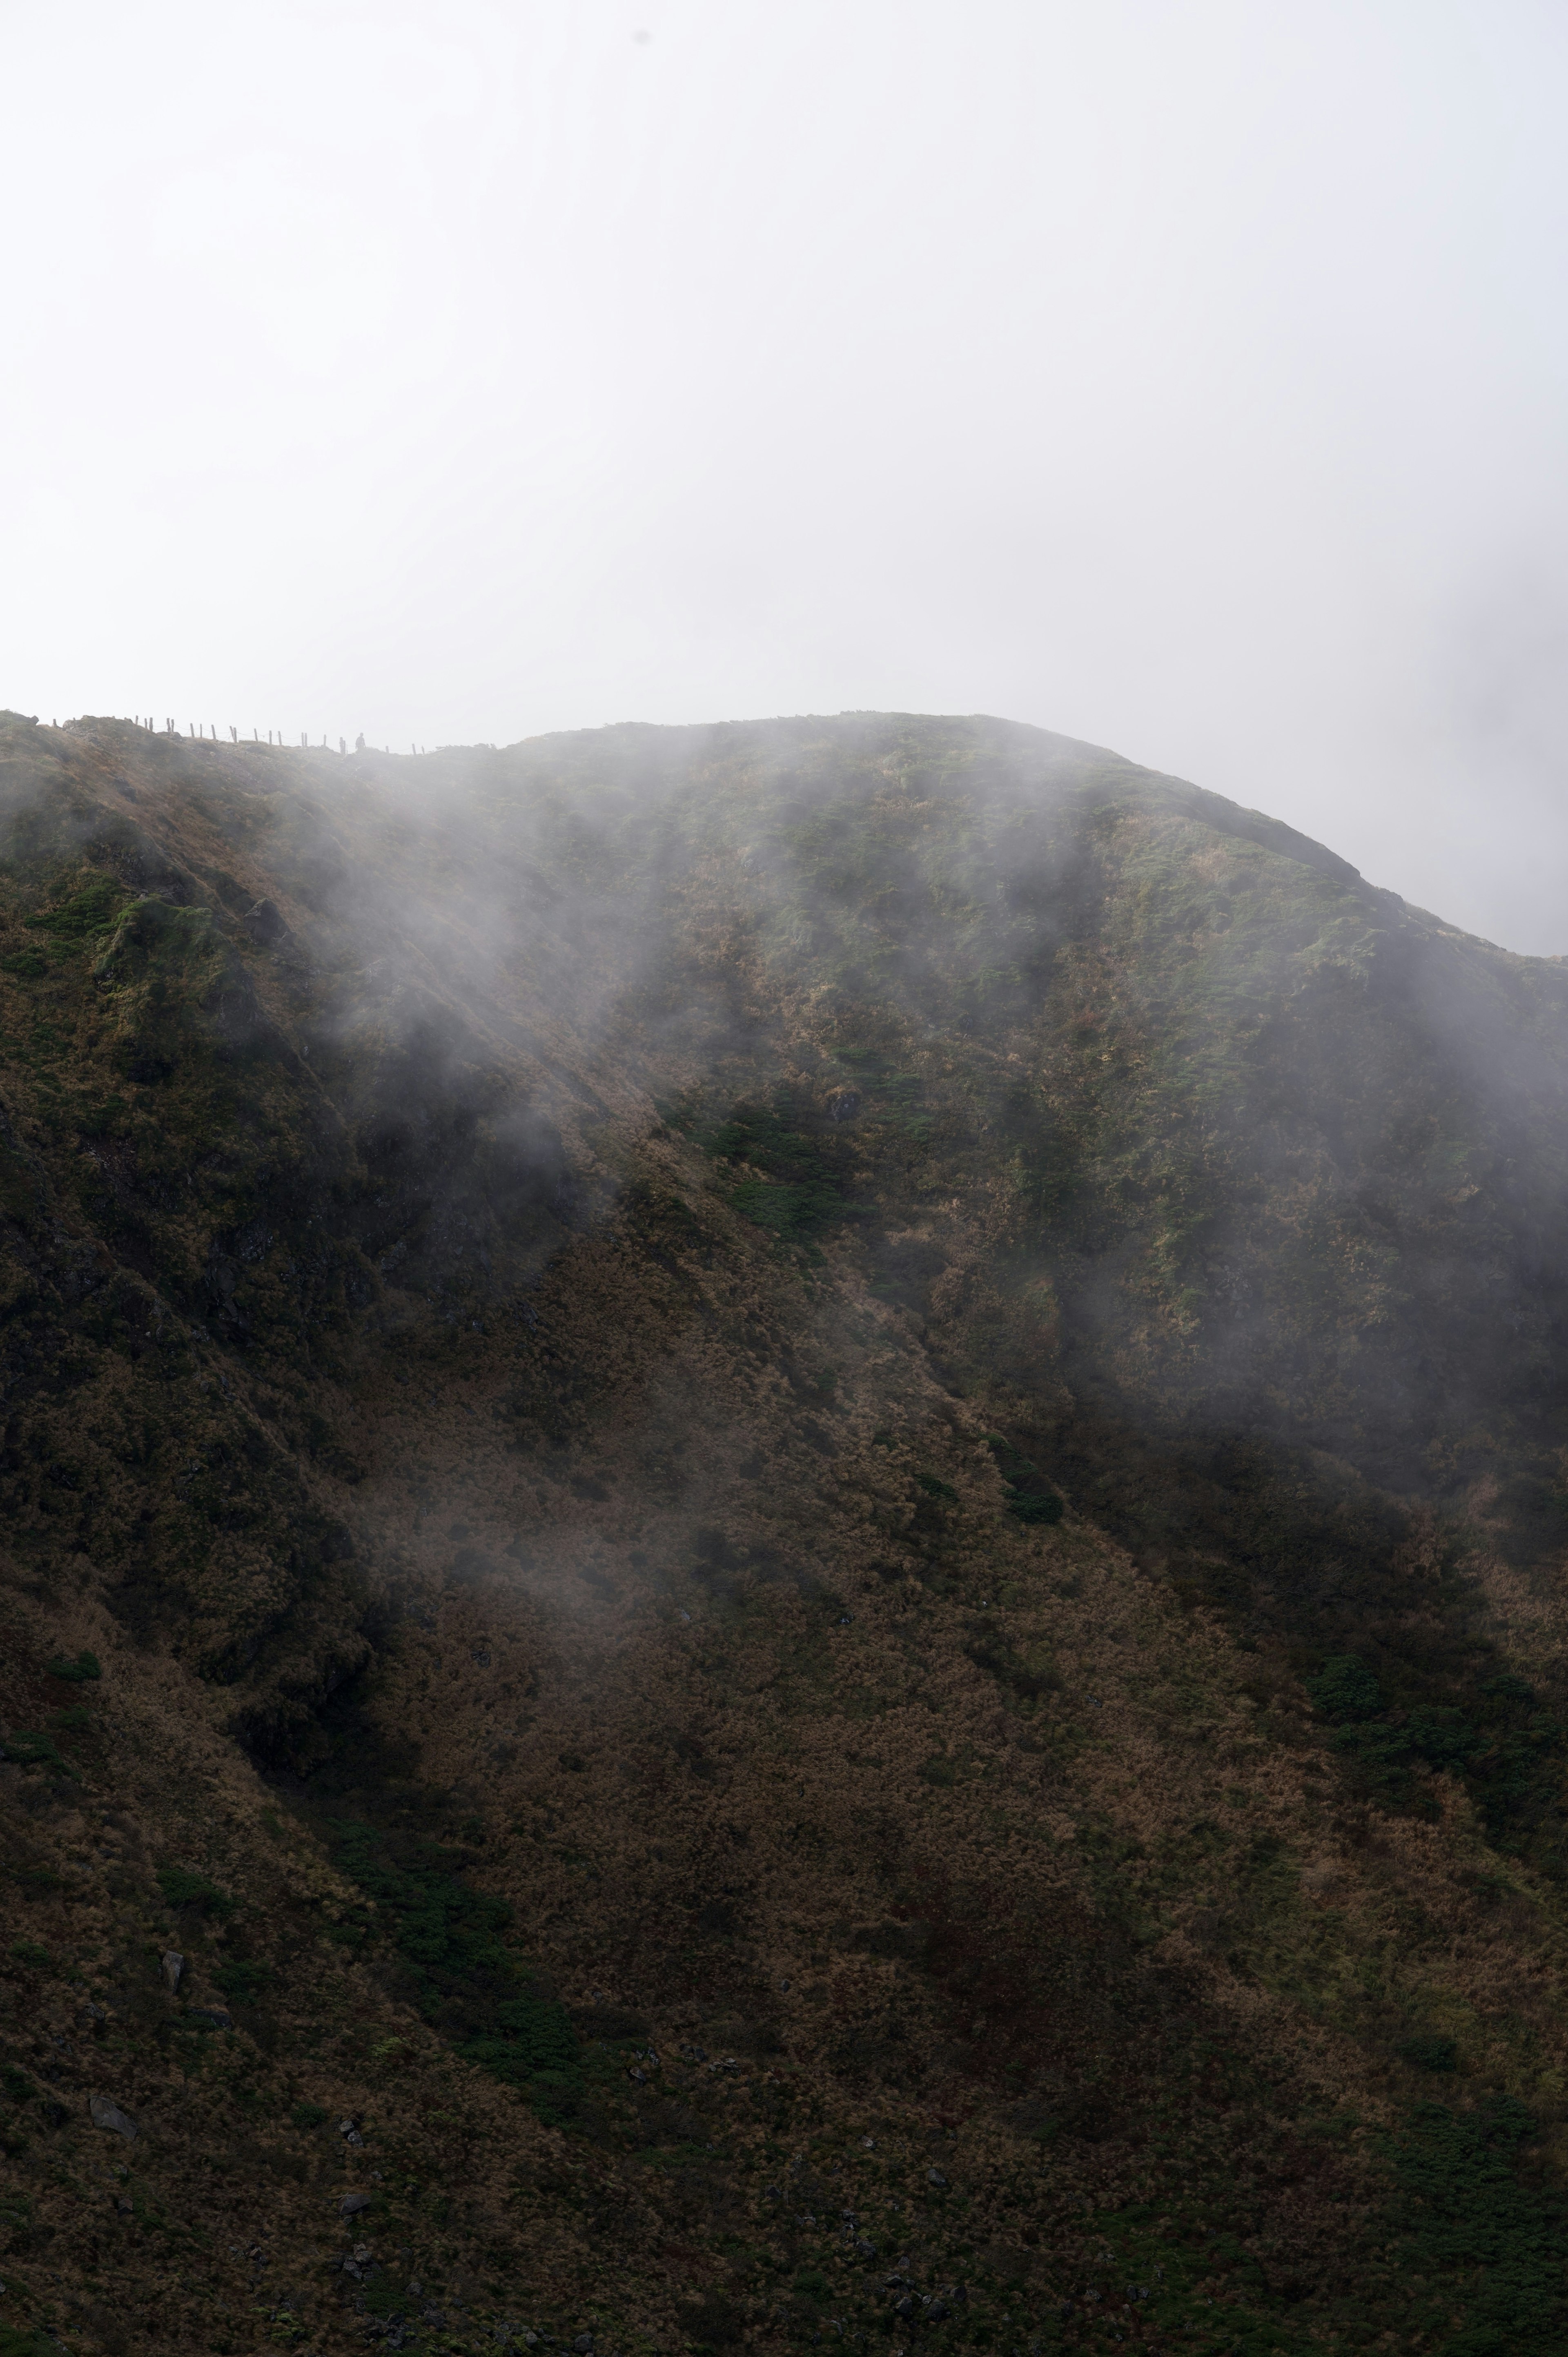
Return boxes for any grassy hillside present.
[4,708,1568,2357]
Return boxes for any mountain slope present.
[4,708,1568,2357]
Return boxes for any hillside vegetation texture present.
[4,709,1568,2357]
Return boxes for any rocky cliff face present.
[4,708,1568,2357]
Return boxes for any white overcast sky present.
[4,1,1568,948]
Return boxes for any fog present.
[5,1,1568,950]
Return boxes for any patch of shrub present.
[45,1650,101,1681]
[75,1098,129,1139]
[964,1630,1059,1703]
[212,1959,274,2003]
[0,2324,60,2357]
[156,1864,236,1918]
[1306,1655,1384,1722]
[13,1866,62,1895]
[702,1094,865,1245]
[1385,2096,1567,2351]
[729,1174,845,1242]
[0,1730,79,1780]
[27,874,125,942]
[1008,1486,1064,1525]
[327,1821,582,2125]
[1319,1679,1557,1820]
[359,2276,412,2319]
[290,2101,328,2130]
[984,1434,1064,1525]
[8,1943,51,1971]
[1398,2036,1458,2073]
[915,1472,959,1504]
[1325,1719,1426,1809]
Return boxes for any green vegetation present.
[0,2325,59,2357]
[7,1944,51,1971]
[74,1094,128,1137]
[984,1434,1063,1525]
[1303,1656,1566,1831]
[212,1959,274,2003]
[357,2276,412,2321]
[1398,2034,1459,2072]
[1385,2096,1567,2352]
[290,2101,328,2130]
[26,872,125,941]
[44,1649,101,1681]
[0,1730,79,1780]
[698,1095,864,1245]
[1305,1654,1383,1721]
[156,1865,236,1918]
[10,1866,61,1895]
[327,1822,582,2124]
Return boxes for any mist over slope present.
[4,707,1568,2357]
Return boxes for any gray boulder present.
[243,897,292,946]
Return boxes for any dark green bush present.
[984,1434,1064,1525]
[702,1095,865,1244]
[0,1730,79,1780]
[1405,1706,1483,1775]
[75,1098,128,1139]
[27,875,125,941]
[1399,2036,1458,2072]
[360,2278,411,2319]
[328,1821,582,2123]
[45,1650,101,1681]
[1304,1654,1566,1833]
[1007,1486,1063,1525]
[290,2101,329,2130]
[1305,1655,1384,1722]
[1328,1719,1424,1807]
[1386,2096,1567,2351]
[0,2324,60,2357]
[1330,1700,1487,1808]
[14,1865,62,1898]
[156,1864,236,1918]
[213,1959,274,2002]
[915,1472,959,1504]
[729,1174,849,1242]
